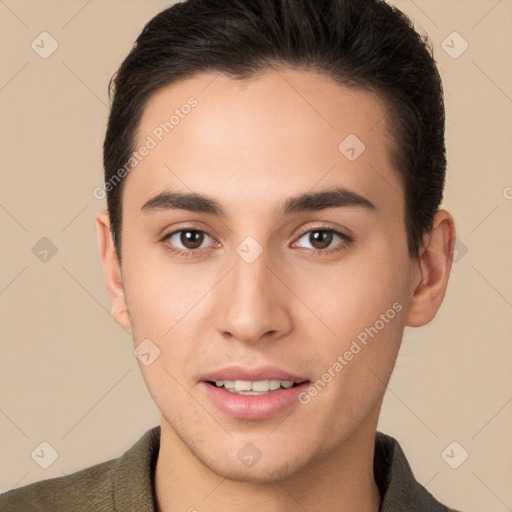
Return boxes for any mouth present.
[207,379,306,395]
[199,367,310,420]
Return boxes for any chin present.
[202,456,308,485]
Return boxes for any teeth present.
[269,379,281,390]
[234,380,252,392]
[213,379,298,394]
[252,380,270,392]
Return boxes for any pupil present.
[181,230,204,249]
[310,230,332,249]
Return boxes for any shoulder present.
[0,427,160,512]
[0,458,118,511]
[375,431,463,512]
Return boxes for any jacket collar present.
[112,427,457,511]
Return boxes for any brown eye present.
[309,230,334,249]
[166,230,212,251]
[180,230,204,249]
[294,229,349,252]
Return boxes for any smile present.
[210,379,300,395]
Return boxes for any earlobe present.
[95,210,132,331]
[405,210,455,327]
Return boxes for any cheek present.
[122,250,212,338]
[291,246,409,337]
[291,244,409,396]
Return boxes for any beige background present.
[1,1,511,510]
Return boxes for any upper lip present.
[200,366,309,383]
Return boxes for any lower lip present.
[201,381,310,421]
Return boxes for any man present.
[0,0,461,510]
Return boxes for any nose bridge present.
[230,244,274,316]
[216,240,291,342]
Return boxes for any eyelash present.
[160,226,354,258]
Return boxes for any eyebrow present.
[141,187,376,216]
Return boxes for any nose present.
[216,246,293,344]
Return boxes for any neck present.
[154,417,381,512]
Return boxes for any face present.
[113,68,420,482]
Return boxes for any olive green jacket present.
[0,427,461,511]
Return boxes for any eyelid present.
[159,221,215,239]
[159,224,219,254]
[294,221,354,238]
[160,223,354,255]
[294,223,350,238]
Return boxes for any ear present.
[95,210,132,331]
[405,209,456,327]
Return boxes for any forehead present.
[124,68,402,219]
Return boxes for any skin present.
[96,68,455,512]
